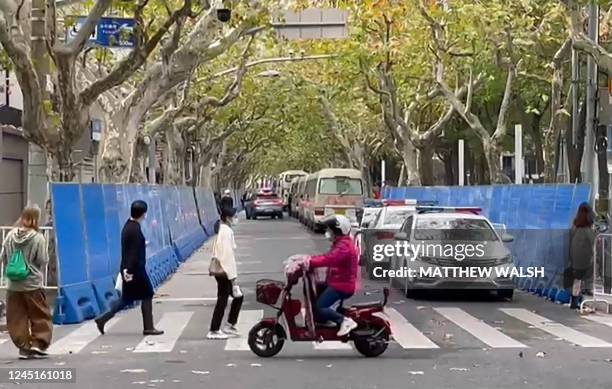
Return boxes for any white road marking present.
[225,310,263,351]
[582,313,612,328]
[385,308,439,349]
[134,312,194,353]
[434,307,527,348]
[500,308,612,347]
[313,341,353,350]
[48,319,120,355]
[153,297,217,302]
[237,260,262,265]
[0,339,8,345]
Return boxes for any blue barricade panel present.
[51,184,100,324]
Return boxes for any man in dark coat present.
[94,200,164,336]
[221,189,234,210]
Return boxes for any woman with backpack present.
[0,206,52,359]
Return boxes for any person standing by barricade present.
[95,200,164,336]
[568,202,596,309]
[1,206,53,360]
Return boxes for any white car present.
[360,202,420,279]
[388,207,515,299]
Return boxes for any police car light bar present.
[416,206,482,215]
[381,199,438,207]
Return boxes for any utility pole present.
[584,2,599,204]
[515,125,523,184]
[458,139,465,186]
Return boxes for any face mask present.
[325,230,333,241]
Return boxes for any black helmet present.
[318,214,351,236]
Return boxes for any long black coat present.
[120,219,154,301]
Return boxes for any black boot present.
[141,299,164,336]
[570,295,579,309]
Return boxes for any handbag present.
[209,257,226,277]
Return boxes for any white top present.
[212,223,238,280]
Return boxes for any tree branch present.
[79,0,193,106]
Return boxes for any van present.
[279,170,307,211]
[300,168,364,231]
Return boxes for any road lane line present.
[225,310,263,351]
[134,312,193,353]
[385,308,439,349]
[48,319,120,355]
[434,307,527,348]
[582,313,612,328]
[500,308,612,347]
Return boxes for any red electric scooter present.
[248,258,391,357]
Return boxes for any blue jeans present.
[315,287,352,325]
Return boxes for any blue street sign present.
[67,16,135,48]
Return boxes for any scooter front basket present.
[256,279,285,305]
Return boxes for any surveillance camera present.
[217,2,231,23]
[217,8,231,22]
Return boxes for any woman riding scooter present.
[308,214,359,337]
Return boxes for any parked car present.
[389,207,515,299]
[353,204,383,265]
[360,201,421,279]
[245,190,284,220]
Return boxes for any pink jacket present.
[309,235,359,295]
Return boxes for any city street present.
[1,215,612,389]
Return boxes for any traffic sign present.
[67,16,135,48]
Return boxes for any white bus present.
[278,170,307,210]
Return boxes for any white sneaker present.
[206,331,229,340]
[222,324,240,336]
[337,318,358,337]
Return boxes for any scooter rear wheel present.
[353,327,389,357]
[248,322,284,357]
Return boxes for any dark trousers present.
[315,286,352,325]
[210,275,243,331]
[96,297,155,330]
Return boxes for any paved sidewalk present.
[154,238,218,301]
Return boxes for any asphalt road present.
[1,215,612,389]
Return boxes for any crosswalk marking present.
[48,319,119,355]
[582,313,612,328]
[134,312,193,353]
[384,308,439,349]
[313,341,353,350]
[500,308,612,348]
[225,310,263,351]
[434,307,527,348]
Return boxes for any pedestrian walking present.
[207,207,243,339]
[1,206,53,359]
[221,189,234,210]
[95,200,163,336]
[568,202,596,309]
